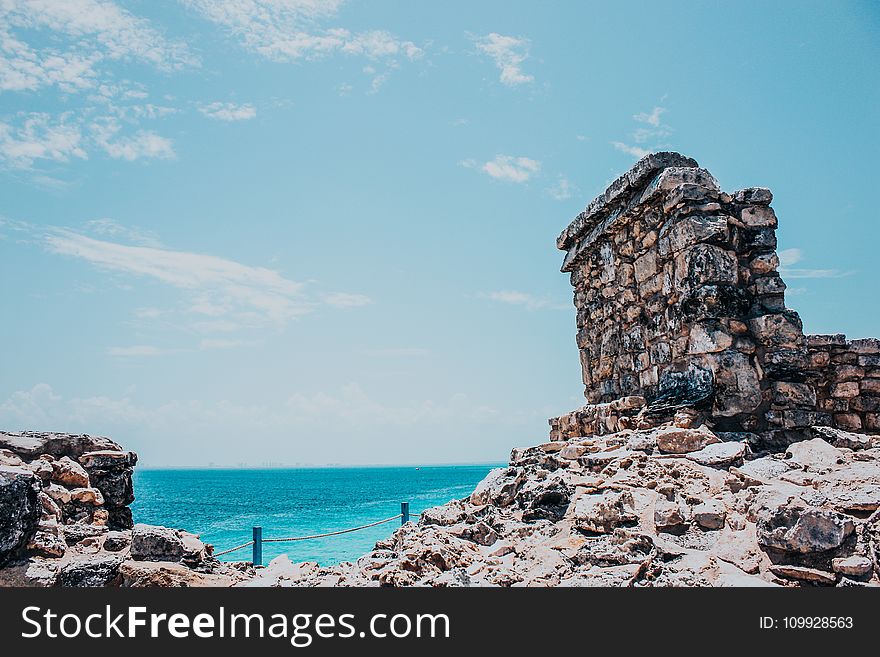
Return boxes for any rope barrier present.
[262,514,403,543]
[213,540,254,557]
[213,513,404,557]
[213,508,409,563]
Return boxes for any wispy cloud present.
[44,228,312,327]
[465,154,540,183]
[93,124,175,161]
[0,113,87,167]
[0,0,196,94]
[611,104,672,159]
[473,32,533,86]
[480,290,567,311]
[546,175,575,201]
[777,247,853,279]
[611,141,650,158]
[182,0,422,63]
[199,102,257,122]
[634,106,665,127]
[0,111,176,168]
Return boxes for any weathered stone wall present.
[551,152,878,442]
[806,335,880,433]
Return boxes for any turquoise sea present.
[131,465,498,566]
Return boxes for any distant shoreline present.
[135,462,507,471]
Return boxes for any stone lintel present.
[556,151,699,253]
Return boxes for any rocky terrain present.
[241,417,880,587]
[2,419,880,587]
[0,430,249,587]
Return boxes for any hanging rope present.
[213,539,254,557]
[262,514,403,543]
[213,513,404,556]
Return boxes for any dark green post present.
[401,502,410,525]
[252,526,262,567]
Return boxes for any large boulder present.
[117,560,234,587]
[0,431,121,460]
[469,468,524,507]
[0,465,41,565]
[754,494,854,554]
[58,554,124,587]
[130,524,207,564]
[654,426,720,454]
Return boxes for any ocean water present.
[131,465,498,566]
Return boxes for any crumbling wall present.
[551,152,879,442]
[806,335,880,432]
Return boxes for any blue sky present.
[1,0,878,466]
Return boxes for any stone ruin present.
[550,152,880,448]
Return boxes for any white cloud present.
[777,248,803,267]
[30,223,370,343]
[90,119,175,160]
[44,228,311,327]
[474,32,533,86]
[199,101,257,121]
[481,290,566,311]
[479,154,540,183]
[612,105,671,159]
[0,113,87,167]
[325,292,372,308]
[182,0,421,63]
[611,141,650,159]
[0,112,176,168]
[546,175,575,201]
[84,218,161,246]
[634,106,665,127]
[0,0,196,93]
[777,247,852,279]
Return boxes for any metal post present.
[401,502,410,525]
[252,526,262,567]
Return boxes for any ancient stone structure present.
[550,152,880,443]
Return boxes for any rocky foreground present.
[3,422,880,587]
[250,419,880,587]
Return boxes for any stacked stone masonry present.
[550,152,880,444]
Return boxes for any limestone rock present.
[117,560,234,587]
[809,426,872,451]
[69,487,105,505]
[469,468,524,507]
[654,426,720,454]
[573,490,638,533]
[654,499,687,533]
[0,558,59,587]
[685,441,747,468]
[0,431,122,460]
[62,523,107,545]
[58,554,124,587]
[785,438,845,473]
[769,564,837,585]
[103,530,131,552]
[693,500,727,530]
[0,465,41,565]
[130,524,187,562]
[755,495,854,554]
[51,456,90,488]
